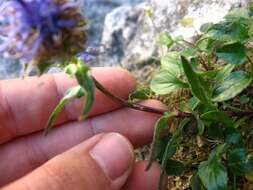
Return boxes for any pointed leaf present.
[44,86,85,135]
[146,112,174,170]
[181,56,214,108]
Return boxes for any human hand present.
[0,68,166,190]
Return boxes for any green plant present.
[45,5,253,190]
[1,0,253,189]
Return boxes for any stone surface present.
[0,0,251,79]
[113,0,251,69]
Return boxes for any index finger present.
[0,67,136,144]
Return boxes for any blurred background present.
[0,0,250,79]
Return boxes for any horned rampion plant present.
[1,0,253,189]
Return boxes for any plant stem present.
[92,76,253,118]
[92,76,191,117]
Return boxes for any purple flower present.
[0,0,87,64]
[78,44,106,62]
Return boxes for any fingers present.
[0,100,166,186]
[122,161,162,190]
[0,67,136,144]
[2,133,134,190]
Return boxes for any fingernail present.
[90,133,134,181]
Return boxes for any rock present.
[0,0,251,79]
[99,3,148,66]
[101,0,250,70]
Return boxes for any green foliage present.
[150,52,188,94]
[45,59,95,135]
[150,5,253,190]
[198,144,228,190]
[43,4,253,190]
[212,71,252,102]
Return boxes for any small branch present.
[92,76,253,119]
[92,76,191,117]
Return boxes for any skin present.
[0,67,167,190]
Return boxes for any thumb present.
[2,133,134,190]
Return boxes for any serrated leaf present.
[213,71,252,102]
[228,148,253,176]
[201,110,235,128]
[217,43,247,65]
[146,113,174,170]
[198,144,228,190]
[44,86,85,135]
[158,32,174,48]
[181,56,214,108]
[165,159,185,176]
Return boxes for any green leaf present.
[225,127,243,145]
[150,70,188,94]
[129,87,151,101]
[158,32,174,48]
[207,21,249,42]
[146,113,174,170]
[181,96,200,112]
[215,64,235,82]
[161,52,184,76]
[165,159,185,176]
[44,86,85,135]
[158,118,190,189]
[216,43,247,65]
[228,148,253,176]
[213,71,252,102]
[198,144,228,190]
[64,64,78,76]
[201,110,235,128]
[75,61,95,120]
[197,118,205,135]
[181,48,198,58]
[181,56,214,108]
[200,23,214,33]
[191,173,205,190]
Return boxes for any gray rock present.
[101,0,250,69]
[0,0,251,79]
[100,3,148,66]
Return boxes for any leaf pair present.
[44,60,95,135]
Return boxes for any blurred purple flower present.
[0,0,87,63]
[78,44,106,63]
